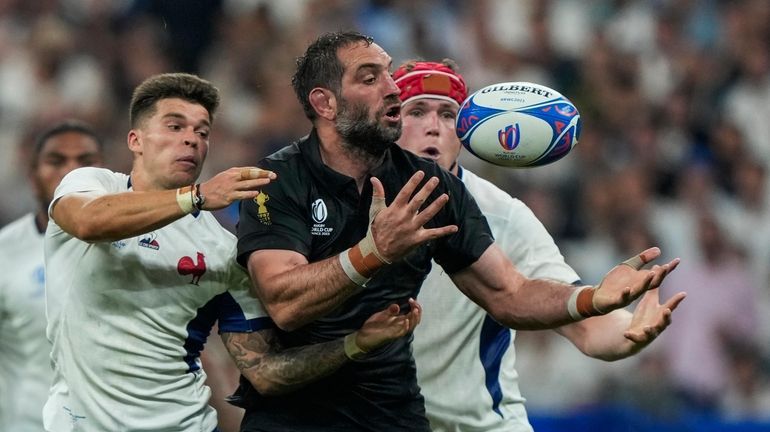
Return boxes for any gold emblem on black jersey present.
[254,191,271,225]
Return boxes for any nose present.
[62,158,82,173]
[426,112,440,136]
[384,73,400,98]
[183,127,199,148]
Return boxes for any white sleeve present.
[48,167,126,217]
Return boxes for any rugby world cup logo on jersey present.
[310,198,333,236]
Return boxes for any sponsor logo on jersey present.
[138,232,160,250]
[111,239,128,249]
[177,251,206,285]
[310,198,333,236]
[254,191,271,225]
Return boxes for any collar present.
[299,128,394,197]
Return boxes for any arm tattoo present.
[221,329,348,395]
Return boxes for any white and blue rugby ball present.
[456,82,581,168]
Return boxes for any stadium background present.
[1,0,770,430]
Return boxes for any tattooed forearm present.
[221,330,348,395]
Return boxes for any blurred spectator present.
[658,213,760,412]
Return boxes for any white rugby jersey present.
[0,213,52,432]
[43,167,270,432]
[412,168,580,432]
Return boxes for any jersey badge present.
[178,251,206,285]
[310,198,333,236]
[111,239,127,249]
[254,191,271,225]
[138,232,160,250]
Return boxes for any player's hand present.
[621,288,686,354]
[368,172,458,262]
[355,298,422,353]
[592,247,680,314]
[198,167,276,210]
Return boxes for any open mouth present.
[384,105,401,122]
[422,146,440,160]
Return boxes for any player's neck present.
[34,210,48,234]
[317,127,384,192]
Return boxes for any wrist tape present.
[344,332,368,360]
[176,185,195,214]
[339,192,390,286]
[567,286,604,320]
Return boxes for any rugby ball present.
[456,82,581,168]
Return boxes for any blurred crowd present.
[2,0,770,424]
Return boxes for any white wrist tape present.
[339,249,371,286]
[567,286,587,321]
[176,186,194,214]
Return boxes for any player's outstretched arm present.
[450,245,679,330]
[555,287,686,361]
[222,299,421,395]
[247,172,453,331]
[52,167,274,242]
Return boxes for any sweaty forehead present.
[339,42,391,73]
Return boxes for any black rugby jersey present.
[235,129,494,431]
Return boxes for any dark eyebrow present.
[356,63,382,74]
[162,112,211,127]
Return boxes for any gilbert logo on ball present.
[456,82,581,168]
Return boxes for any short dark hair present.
[33,119,103,163]
[129,73,220,128]
[292,31,374,120]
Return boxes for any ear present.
[127,129,142,154]
[309,88,337,121]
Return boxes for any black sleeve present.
[432,169,494,274]
[236,160,311,266]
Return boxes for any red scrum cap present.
[393,61,468,107]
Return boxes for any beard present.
[336,96,401,159]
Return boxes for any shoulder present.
[261,140,303,168]
[60,167,128,191]
[461,169,523,215]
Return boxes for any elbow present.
[250,380,292,396]
[72,222,109,243]
[263,302,303,332]
[245,375,294,396]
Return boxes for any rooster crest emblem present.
[177,251,206,285]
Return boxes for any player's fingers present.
[420,225,459,242]
[415,194,449,224]
[662,292,687,312]
[239,167,275,180]
[386,303,400,315]
[647,264,668,289]
[238,178,276,190]
[623,329,646,344]
[408,298,422,328]
[370,177,385,199]
[667,258,681,272]
[408,177,439,213]
[392,171,425,207]
[620,247,661,270]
